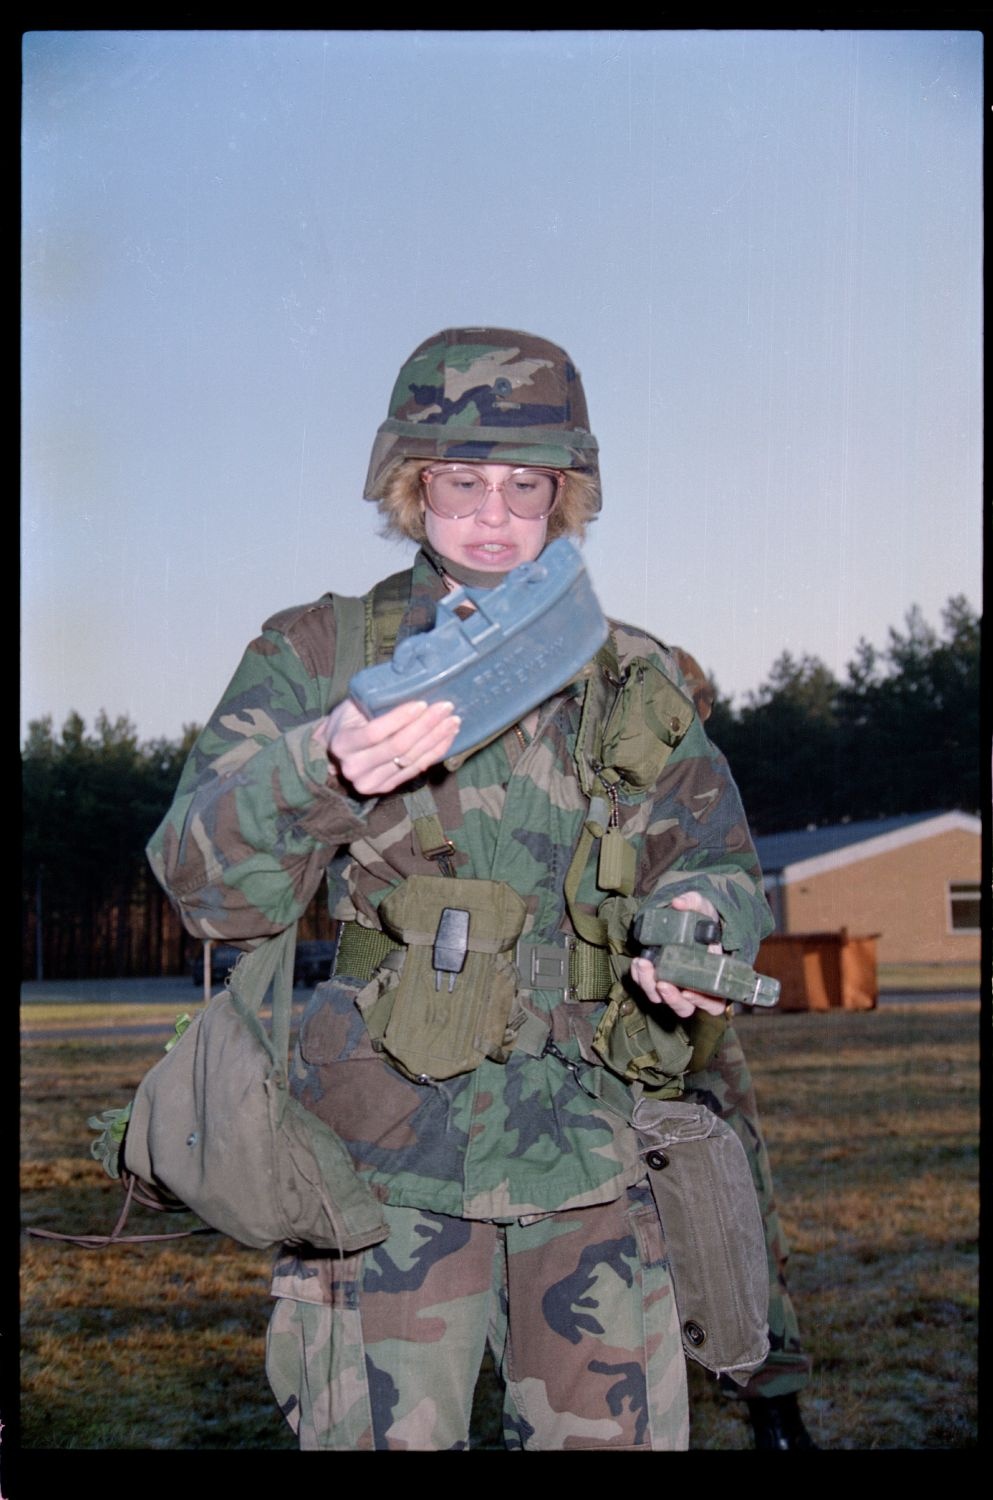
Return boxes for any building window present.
[948,882,980,933]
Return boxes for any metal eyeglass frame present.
[420,464,564,519]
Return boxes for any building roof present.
[755,810,981,882]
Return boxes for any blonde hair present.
[376,460,601,544]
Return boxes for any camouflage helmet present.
[363,326,600,505]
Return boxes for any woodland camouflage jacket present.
[148,548,773,1220]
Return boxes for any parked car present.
[294,939,338,988]
[191,943,242,986]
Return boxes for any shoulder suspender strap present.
[563,638,624,946]
[328,566,414,709]
[367,568,414,664]
[404,782,457,876]
[363,568,458,876]
[333,569,456,876]
[328,594,367,710]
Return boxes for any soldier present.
[149,327,811,1450]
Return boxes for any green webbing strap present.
[569,939,612,999]
[367,569,414,664]
[403,783,456,868]
[336,919,611,997]
[573,637,622,798]
[562,793,618,949]
[334,569,455,871]
[328,594,367,708]
[511,1011,551,1058]
[562,639,626,948]
[333,565,454,876]
[363,571,460,868]
[335,923,403,978]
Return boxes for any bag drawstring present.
[26,1169,214,1250]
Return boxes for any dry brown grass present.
[20,1035,293,1454]
[684,1002,979,1450]
[19,1002,978,1451]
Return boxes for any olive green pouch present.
[632,1095,770,1384]
[592,985,694,1096]
[590,893,694,1094]
[358,875,527,1082]
[598,658,695,790]
[122,923,389,1253]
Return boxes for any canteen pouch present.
[632,1096,770,1383]
[357,875,528,1082]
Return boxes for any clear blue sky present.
[22,29,983,743]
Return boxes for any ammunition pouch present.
[592,986,694,1097]
[589,895,729,1088]
[589,893,692,1093]
[354,875,527,1083]
[632,1096,770,1384]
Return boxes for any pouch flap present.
[378,874,526,952]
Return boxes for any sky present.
[22,29,984,744]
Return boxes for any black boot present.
[747,1393,817,1449]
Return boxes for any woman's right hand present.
[312,697,461,796]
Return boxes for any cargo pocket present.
[266,1251,374,1451]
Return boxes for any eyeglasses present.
[421,464,563,519]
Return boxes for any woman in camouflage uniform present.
[150,327,808,1450]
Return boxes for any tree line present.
[704,595,980,834]
[22,595,979,979]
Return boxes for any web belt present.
[335,921,612,1000]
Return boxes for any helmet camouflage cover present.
[364,326,600,505]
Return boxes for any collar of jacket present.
[418,540,515,591]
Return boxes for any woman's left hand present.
[629,891,728,1018]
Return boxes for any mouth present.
[463,541,516,564]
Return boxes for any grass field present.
[876,962,980,992]
[19,999,978,1451]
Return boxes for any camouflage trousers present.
[685,1022,811,1400]
[266,1181,689,1450]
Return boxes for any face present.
[420,464,550,572]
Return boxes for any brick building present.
[754,810,981,966]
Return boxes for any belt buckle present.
[516,940,569,991]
